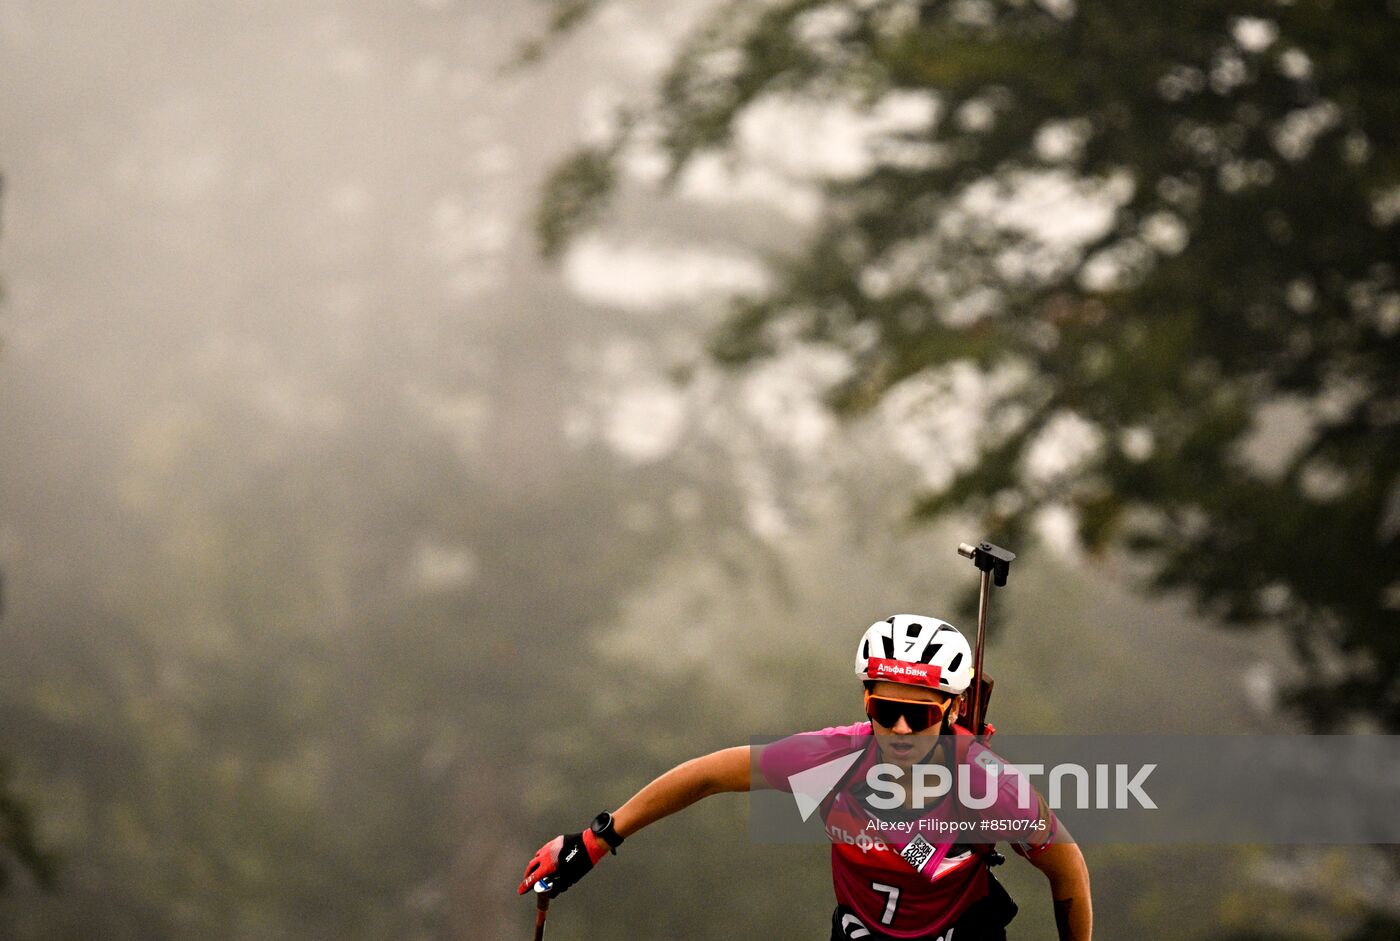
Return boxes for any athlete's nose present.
[891,715,913,735]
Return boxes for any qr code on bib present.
[900,835,935,872]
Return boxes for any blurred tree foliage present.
[538,0,1400,732]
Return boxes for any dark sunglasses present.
[864,692,953,733]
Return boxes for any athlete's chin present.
[880,741,920,765]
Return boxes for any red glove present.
[517,828,610,896]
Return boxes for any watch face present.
[592,812,619,844]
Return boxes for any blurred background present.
[1,1,1396,938]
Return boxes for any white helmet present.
[854,614,974,695]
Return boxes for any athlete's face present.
[865,681,958,767]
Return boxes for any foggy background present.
[1,1,1390,939]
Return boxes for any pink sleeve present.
[969,742,1059,855]
[757,722,872,792]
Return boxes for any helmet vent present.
[948,652,964,672]
[921,643,941,665]
[880,634,893,659]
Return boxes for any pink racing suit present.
[759,722,1056,938]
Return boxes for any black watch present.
[590,811,624,852]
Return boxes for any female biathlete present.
[518,614,1092,939]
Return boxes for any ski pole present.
[532,878,553,940]
[957,541,1016,736]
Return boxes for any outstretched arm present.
[612,745,753,839]
[1028,841,1092,940]
[518,745,754,895]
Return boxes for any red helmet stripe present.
[866,657,942,689]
